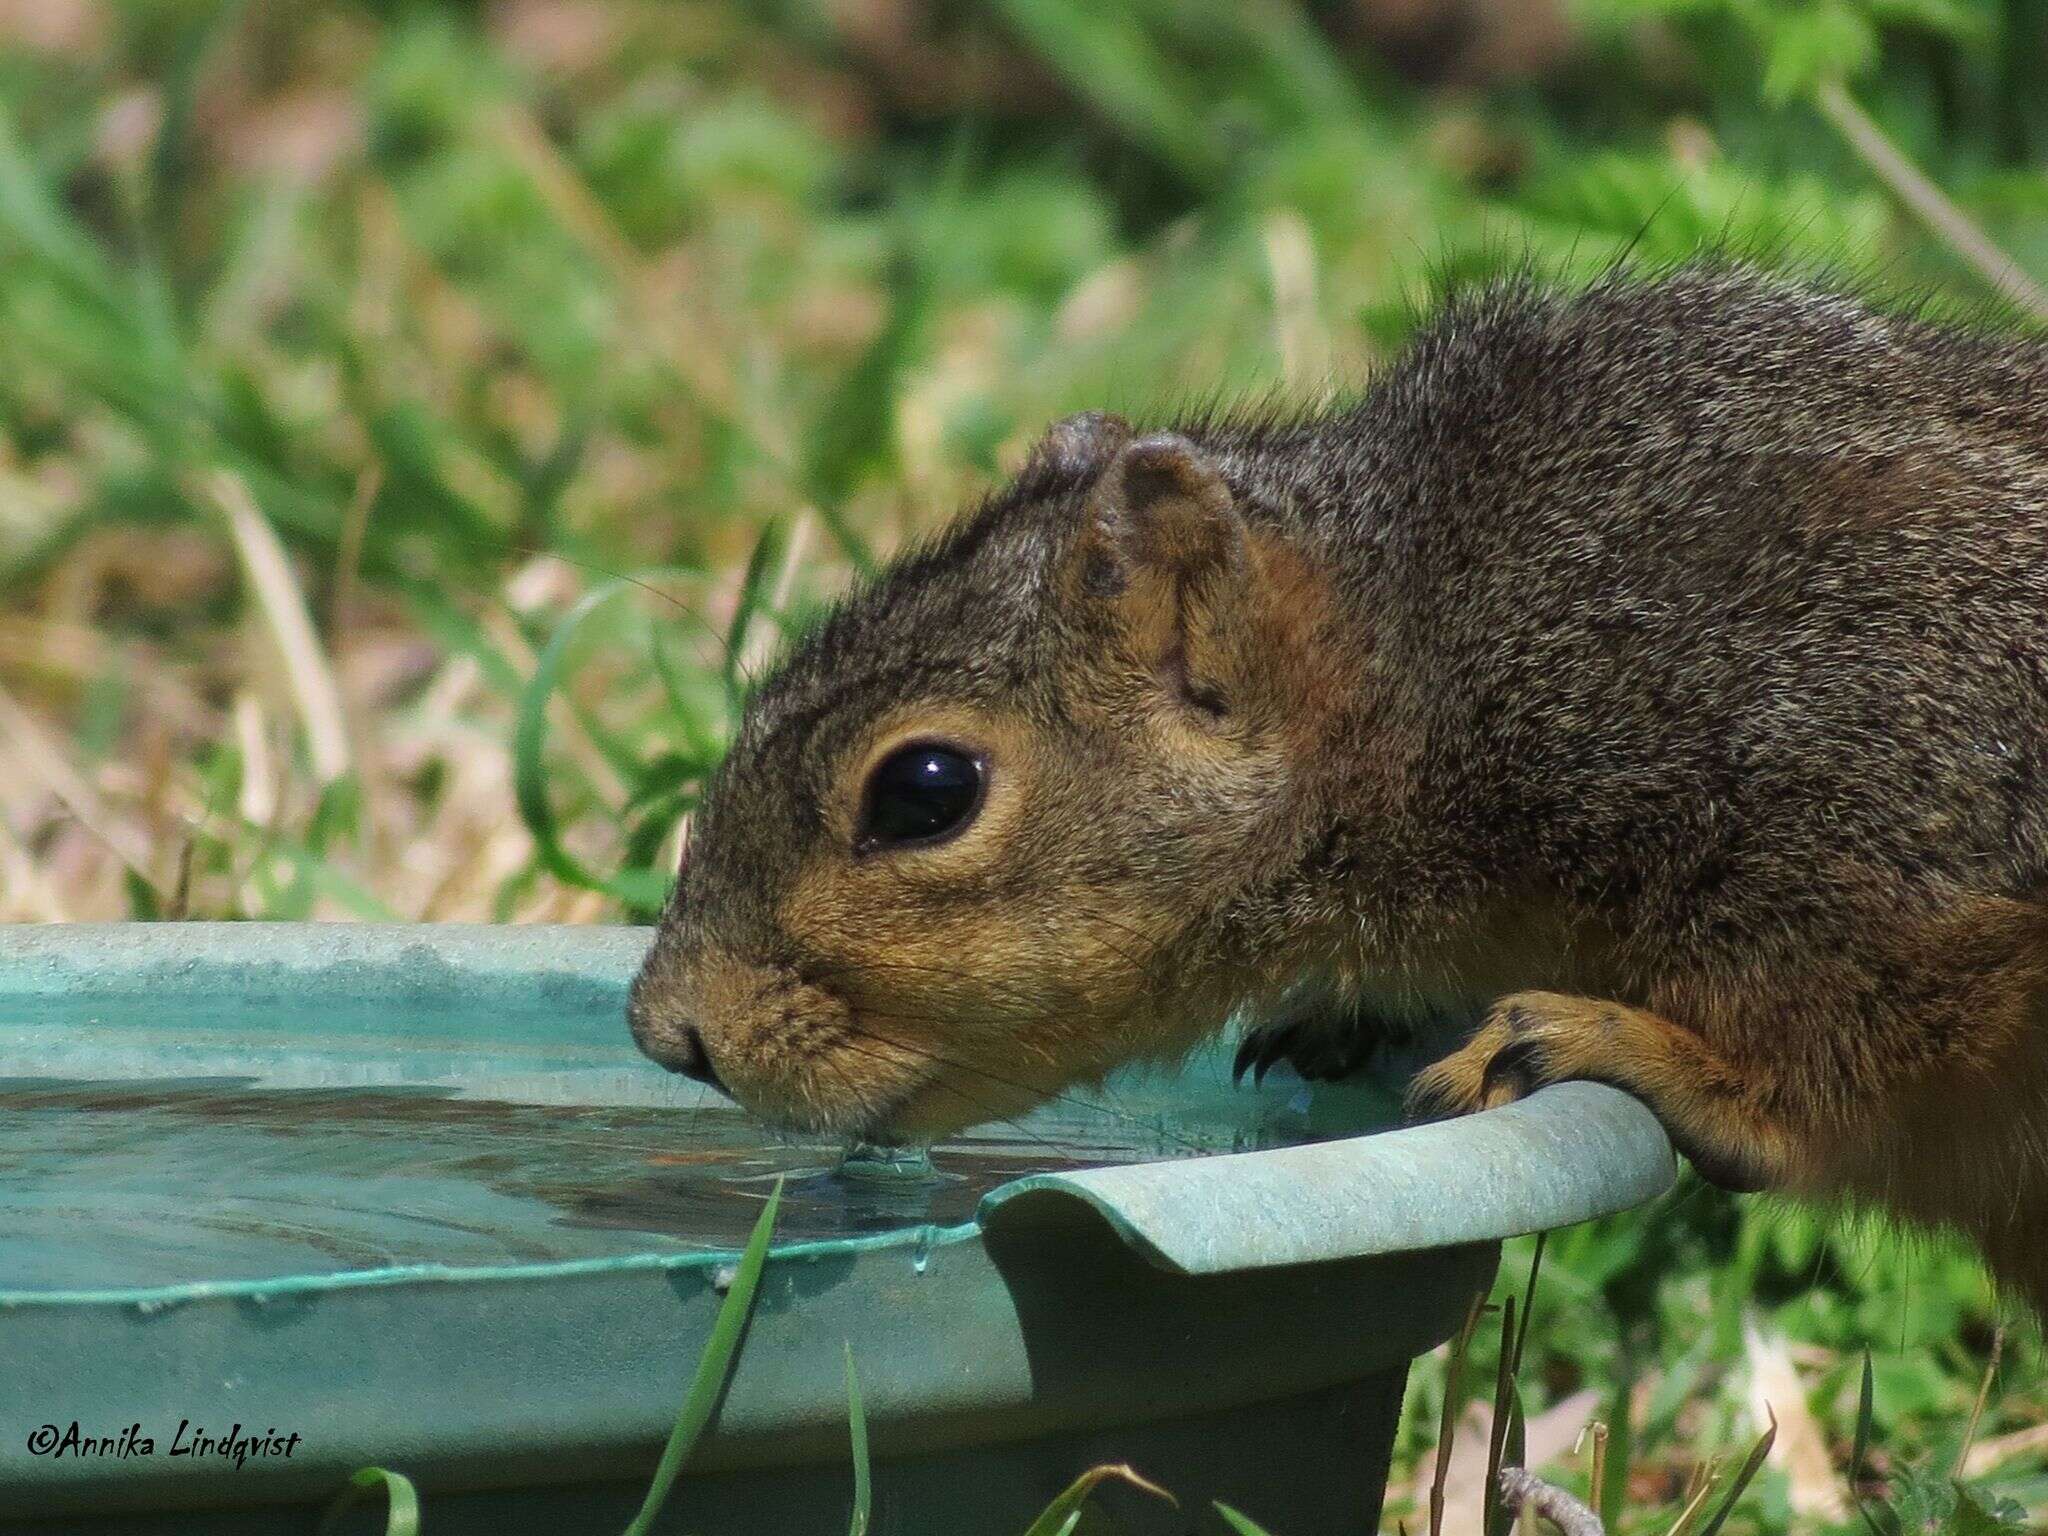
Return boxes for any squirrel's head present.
[629,413,1348,1140]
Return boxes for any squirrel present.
[628,264,2048,1319]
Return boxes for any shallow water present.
[0,980,1410,1292]
[0,1067,1367,1291]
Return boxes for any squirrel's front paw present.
[1405,993,1584,1118]
[1406,991,1782,1194]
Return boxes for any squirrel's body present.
[632,267,2048,1317]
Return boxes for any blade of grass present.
[1587,1422,1609,1524]
[1431,1292,1486,1536]
[1954,1325,2003,1480]
[721,519,787,705]
[319,1466,420,1536]
[1665,1460,1718,1536]
[144,0,246,248]
[1018,1464,1175,1536]
[620,1177,784,1536]
[512,577,676,909]
[1187,0,1362,127]
[1852,1352,1875,1488]
[845,1343,871,1536]
[482,96,797,476]
[1813,78,2048,325]
[1490,1384,1527,1536]
[1512,1233,1546,1378]
[259,833,403,920]
[1696,1410,1776,1536]
[800,247,924,576]
[1849,1351,1894,1536]
[1484,1296,1518,1536]
[735,509,814,684]
[202,469,352,786]
[1504,1387,1525,1480]
[0,678,158,883]
[986,0,1228,183]
[650,626,726,764]
[1214,1501,1278,1536]
[0,105,124,311]
[1598,1359,1635,1531]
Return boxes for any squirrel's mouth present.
[853,1075,968,1144]
[842,1036,1062,1144]
[799,1026,961,1143]
[673,1012,960,1142]
[630,943,1069,1142]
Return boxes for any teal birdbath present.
[0,924,1673,1534]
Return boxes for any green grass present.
[4,0,2047,1530]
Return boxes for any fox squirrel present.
[629,265,2048,1318]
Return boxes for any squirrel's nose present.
[627,979,726,1091]
[668,1026,727,1092]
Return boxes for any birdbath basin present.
[0,924,1674,1535]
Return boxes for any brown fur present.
[629,264,2048,1320]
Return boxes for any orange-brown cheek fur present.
[778,872,1187,1134]
[758,700,1181,1130]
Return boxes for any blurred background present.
[0,0,2045,1527]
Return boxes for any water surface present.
[0,983,1410,1291]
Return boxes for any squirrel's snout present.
[626,967,727,1093]
[631,1005,728,1093]
[662,1025,726,1091]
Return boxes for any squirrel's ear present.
[1076,432,1245,599]
[1026,411,1132,479]
[1068,433,1258,717]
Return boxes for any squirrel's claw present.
[1233,1006,1396,1087]
[1231,1026,1289,1086]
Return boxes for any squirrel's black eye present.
[857,743,986,853]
